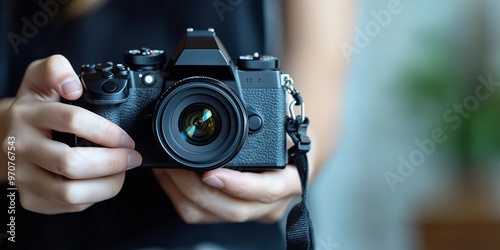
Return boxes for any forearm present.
[0,98,14,183]
[283,0,356,180]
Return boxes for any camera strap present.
[282,74,314,250]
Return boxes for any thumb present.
[17,54,82,101]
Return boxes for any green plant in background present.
[398,32,500,170]
[469,93,500,166]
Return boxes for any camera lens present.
[154,77,247,170]
[179,104,220,145]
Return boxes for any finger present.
[14,101,134,148]
[258,196,296,224]
[15,156,94,214]
[18,189,92,215]
[165,169,275,223]
[153,170,222,224]
[25,135,141,179]
[202,166,302,204]
[20,163,126,205]
[17,54,82,101]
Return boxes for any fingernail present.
[61,77,82,98]
[119,134,135,149]
[127,151,142,170]
[202,175,224,189]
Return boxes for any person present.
[0,0,354,248]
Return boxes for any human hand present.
[2,55,142,214]
[153,164,301,224]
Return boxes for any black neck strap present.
[280,73,314,249]
[285,116,314,250]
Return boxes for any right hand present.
[2,55,142,214]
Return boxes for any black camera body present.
[62,29,288,171]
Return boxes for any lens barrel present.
[154,77,247,170]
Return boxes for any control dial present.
[237,52,279,70]
[124,48,167,70]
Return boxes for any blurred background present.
[310,0,500,249]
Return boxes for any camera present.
[58,28,289,171]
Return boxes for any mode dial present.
[124,48,166,70]
[237,52,279,70]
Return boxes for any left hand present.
[153,164,301,224]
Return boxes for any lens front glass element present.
[180,104,221,145]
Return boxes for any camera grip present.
[85,103,122,125]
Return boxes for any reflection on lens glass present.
[179,104,220,145]
[184,108,212,138]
